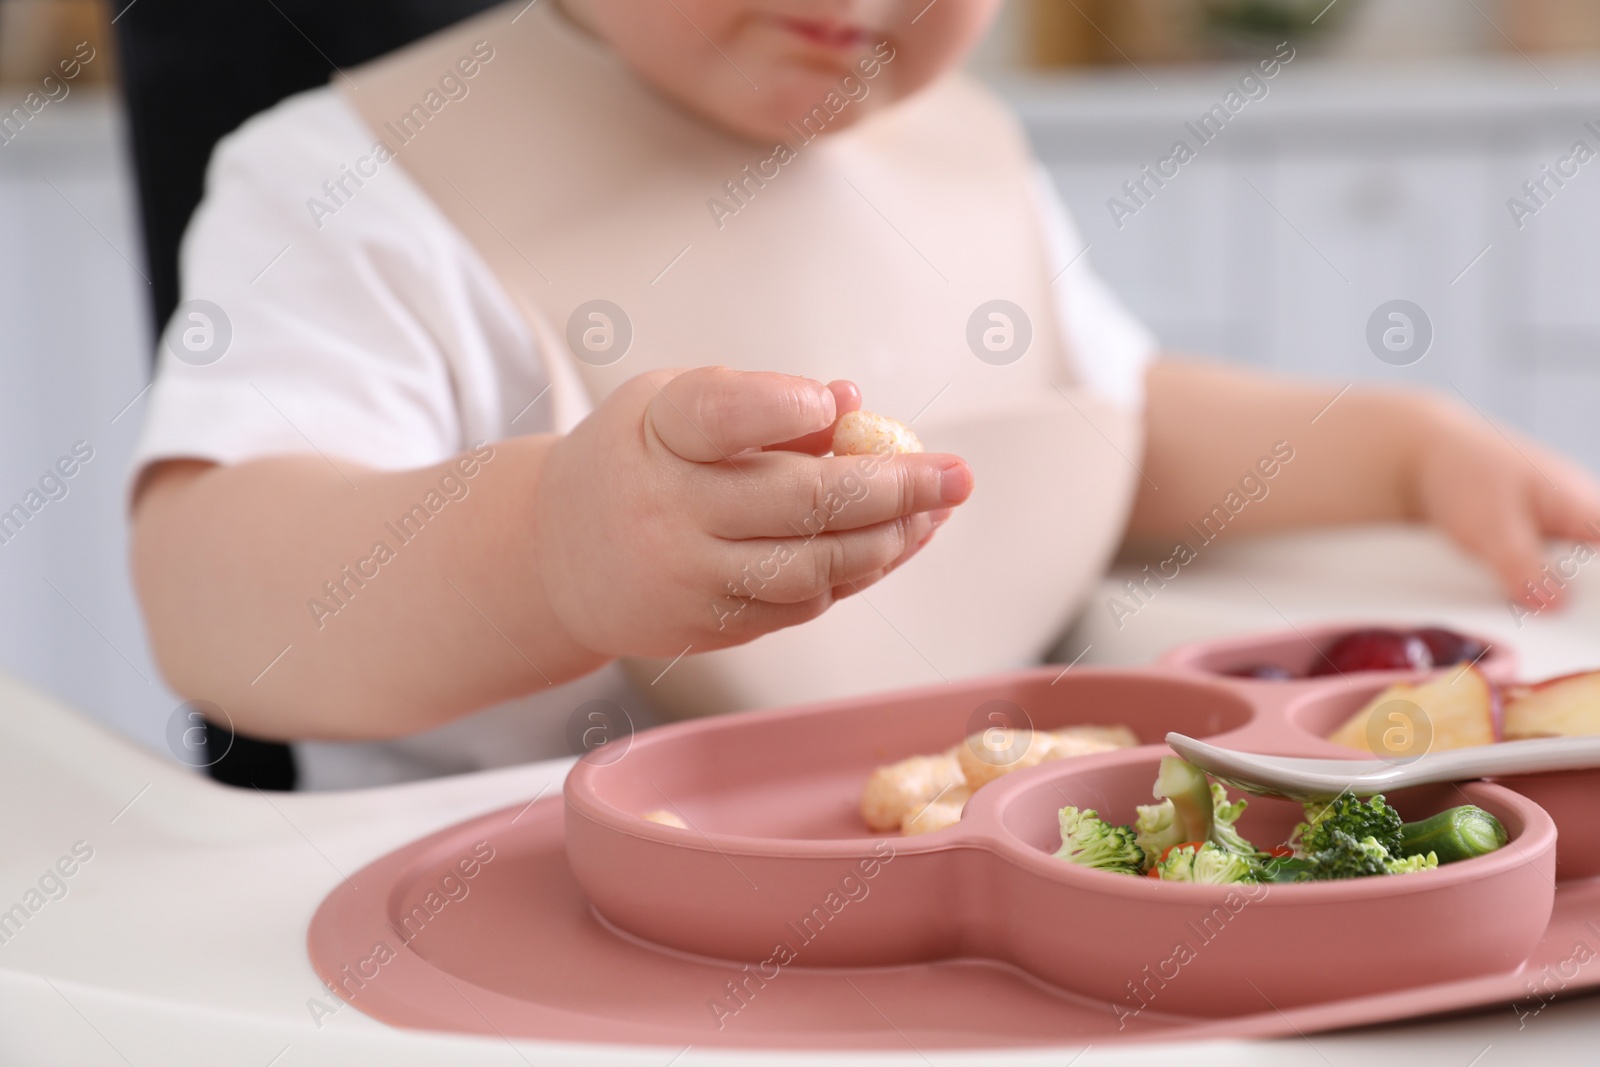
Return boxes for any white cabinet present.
[1005,58,1600,470]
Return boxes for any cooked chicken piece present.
[957,727,1059,789]
[860,753,965,832]
[861,724,1138,835]
[1052,724,1140,750]
[900,787,970,836]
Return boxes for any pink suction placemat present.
[309,623,1600,1048]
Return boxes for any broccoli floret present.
[1194,846,1259,884]
[1208,782,1263,857]
[1135,799,1186,866]
[1278,828,1439,882]
[1305,831,1391,880]
[1153,842,1258,884]
[1295,793,1403,858]
[1054,806,1144,875]
[1211,782,1246,825]
[1386,851,1439,875]
[1153,757,1214,842]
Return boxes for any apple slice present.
[1328,666,1501,753]
[1505,670,1600,738]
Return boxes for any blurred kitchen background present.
[4,0,1600,758]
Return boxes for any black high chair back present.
[117,0,500,789]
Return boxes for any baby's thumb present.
[648,367,836,462]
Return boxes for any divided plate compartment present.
[1154,621,1519,685]
[308,627,1600,1049]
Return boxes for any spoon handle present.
[1387,735,1600,784]
[1167,732,1600,801]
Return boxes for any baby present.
[131,0,1600,786]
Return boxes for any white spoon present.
[1164,731,1600,802]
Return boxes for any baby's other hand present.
[1413,399,1600,607]
[534,367,973,657]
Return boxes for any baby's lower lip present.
[776,17,869,49]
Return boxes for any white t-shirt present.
[133,86,1157,790]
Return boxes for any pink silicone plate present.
[308,626,1600,1050]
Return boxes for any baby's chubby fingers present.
[1479,504,1556,608]
[719,511,947,605]
[647,366,838,462]
[702,449,972,539]
[1501,459,1600,607]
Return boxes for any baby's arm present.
[134,437,594,742]
[1131,358,1600,603]
[133,368,971,741]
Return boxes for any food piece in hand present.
[1224,663,1297,681]
[642,809,688,829]
[859,753,966,832]
[1051,723,1140,750]
[957,727,1059,789]
[1397,805,1507,863]
[1327,667,1500,752]
[830,410,923,456]
[1151,841,1257,883]
[1504,669,1600,738]
[901,787,970,836]
[1053,806,1144,874]
[1311,628,1432,676]
[1413,626,1488,668]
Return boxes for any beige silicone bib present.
[346,2,1141,717]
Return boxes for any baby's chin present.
[711,73,891,145]
[724,104,872,144]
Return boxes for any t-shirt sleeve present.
[130,90,539,493]
[1029,164,1158,410]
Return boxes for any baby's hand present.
[1413,399,1600,607]
[533,367,973,657]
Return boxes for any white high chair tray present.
[3,525,1598,1064]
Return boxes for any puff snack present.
[831,410,923,456]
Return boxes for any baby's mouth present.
[774,16,871,49]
